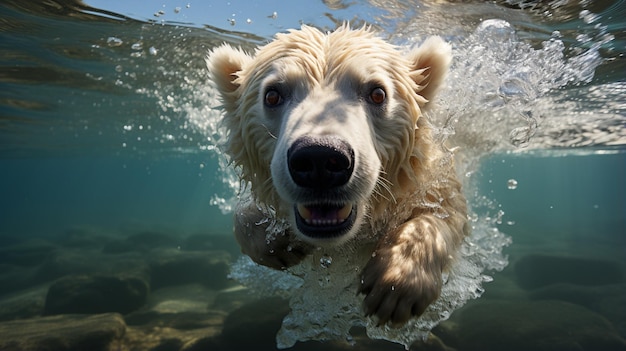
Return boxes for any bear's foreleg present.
[358,196,468,326]
[234,201,313,270]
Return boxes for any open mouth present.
[294,203,356,239]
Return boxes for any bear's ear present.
[206,44,253,112]
[406,36,452,105]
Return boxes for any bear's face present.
[208,26,451,246]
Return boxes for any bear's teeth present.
[310,219,339,226]
[337,204,352,221]
[296,204,312,220]
[296,203,352,226]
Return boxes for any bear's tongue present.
[296,203,352,226]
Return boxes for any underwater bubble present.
[106,37,123,47]
[579,9,599,24]
[495,210,505,224]
[269,11,278,19]
[320,254,332,268]
[507,179,518,190]
[475,19,516,43]
[481,275,494,283]
[131,42,142,50]
[576,33,592,44]
[149,47,158,55]
[246,18,252,24]
[499,77,533,102]
[509,125,535,148]
[174,7,181,14]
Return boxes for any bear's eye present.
[264,89,283,107]
[369,87,386,105]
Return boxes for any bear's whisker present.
[375,173,396,204]
[263,124,278,140]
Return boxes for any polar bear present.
[207,25,469,326]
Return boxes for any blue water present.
[0,155,232,237]
[477,149,625,253]
[1,0,625,350]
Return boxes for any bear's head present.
[208,25,451,246]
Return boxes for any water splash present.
[228,209,511,349]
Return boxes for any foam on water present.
[229,212,510,349]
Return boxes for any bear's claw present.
[359,247,442,326]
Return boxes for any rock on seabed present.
[0,313,126,351]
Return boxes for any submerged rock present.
[0,285,48,321]
[456,300,626,351]
[149,250,232,290]
[56,227,114,249]
[204,296,452,351]
[0,265,39,295]
[530,283,626,338]
[123,283,225,351]
[0,313,126,351]
[102,231,180,254]
[182,233,241,257]
[0,239,57,267]
[0,247,148,296]
[514,254,624,289]
[126,231,180,246]
[529,282,625,307]
[35,249,105,282]
[222,297,289,347]
[43,275,148,315]
[125,231,181,252]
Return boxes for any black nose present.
[288,136,354,189]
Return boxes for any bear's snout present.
[288,136,354,189]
